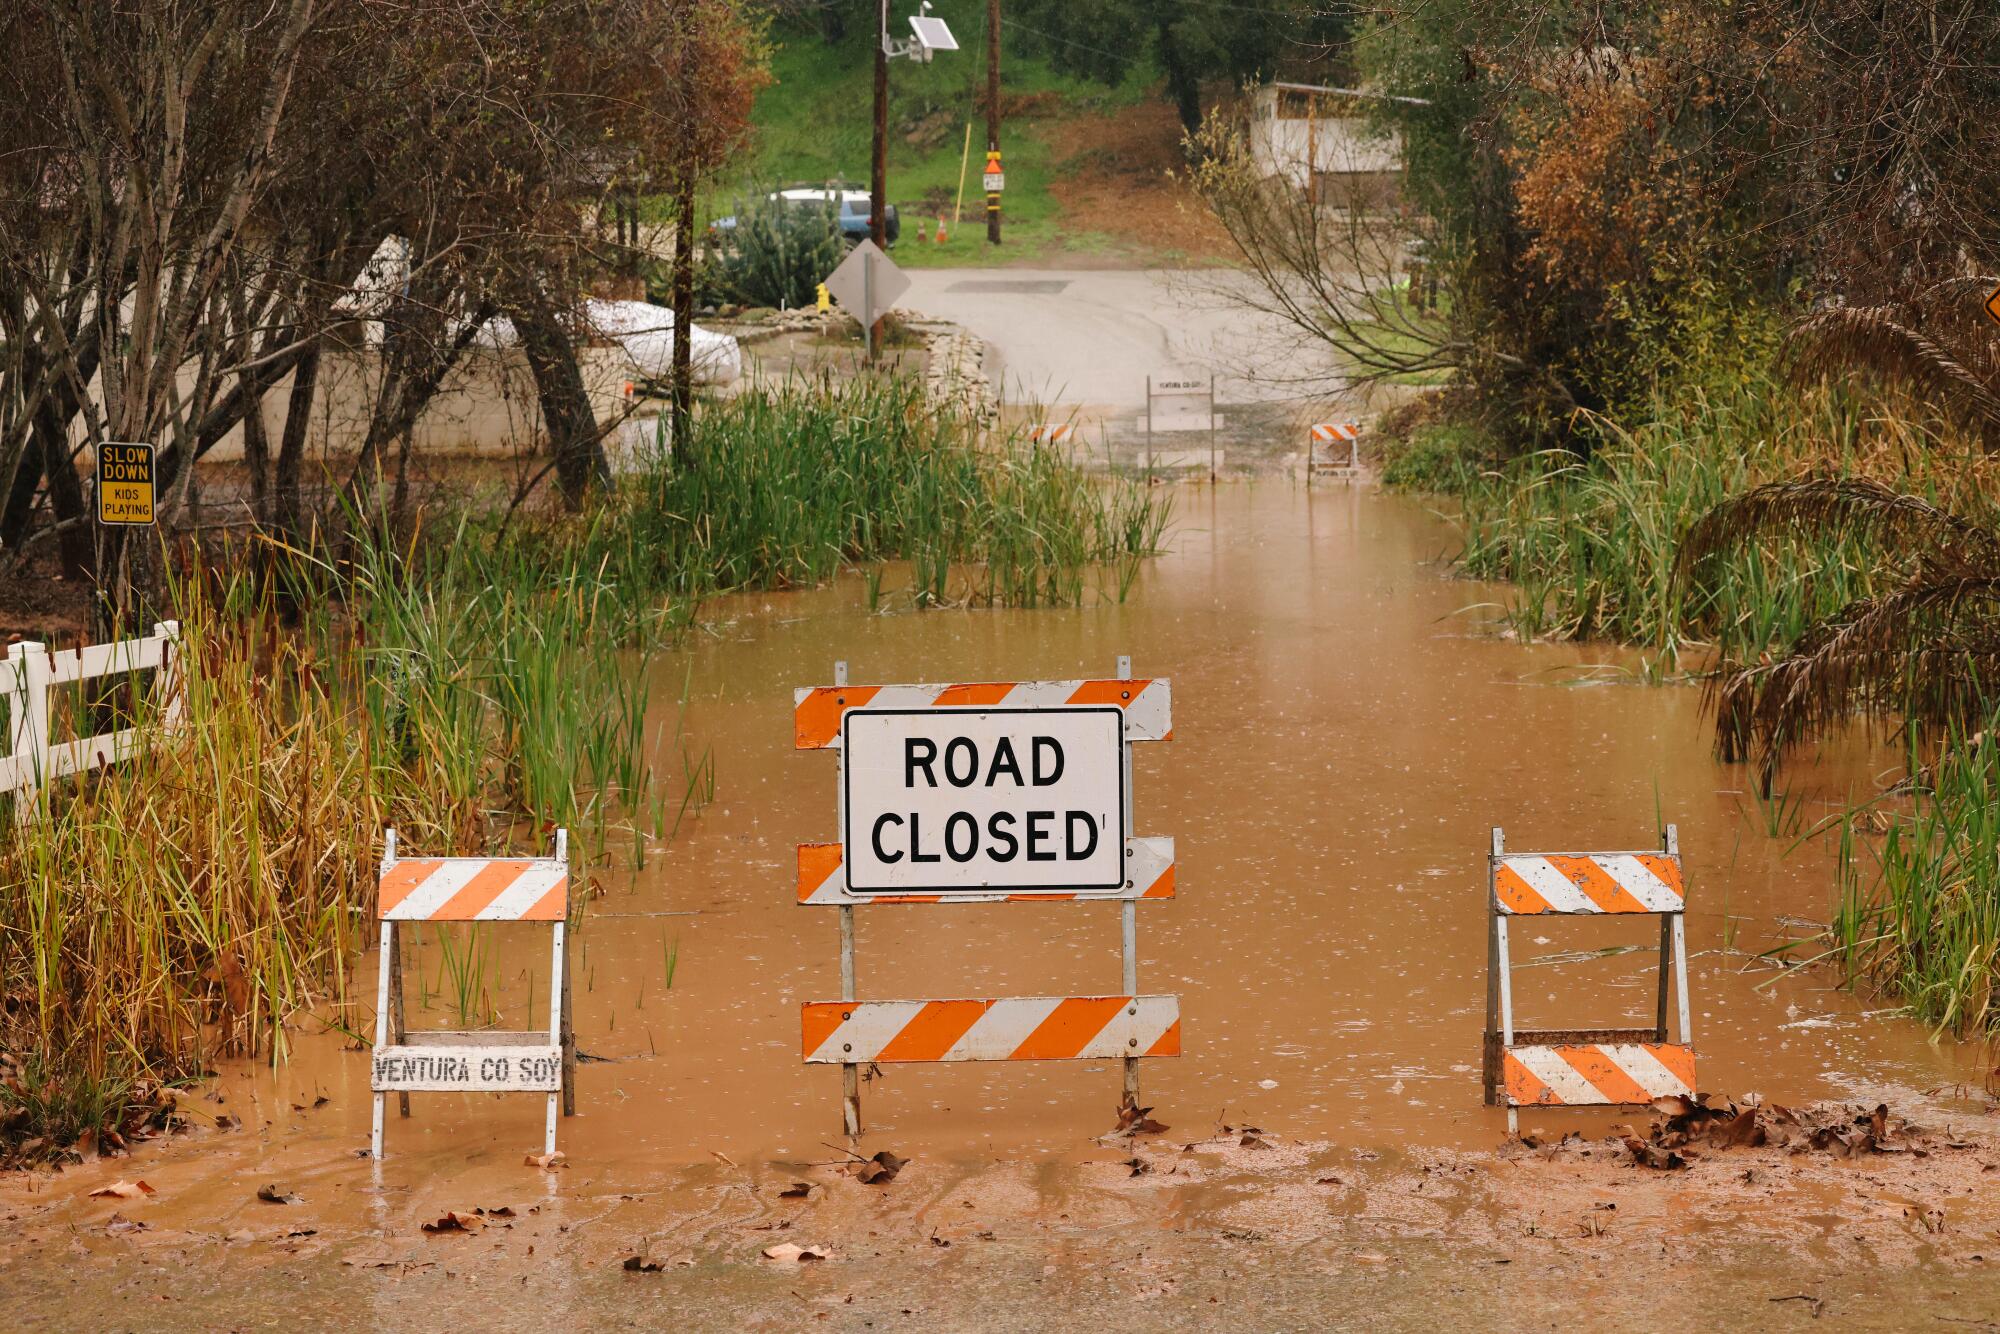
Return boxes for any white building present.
[1247,83,1413,209]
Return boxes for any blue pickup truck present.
[710,187,899,247]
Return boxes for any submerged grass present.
[1409,377,1996,674]
[1833,728,2000,1040]
[1385,369,2000,1037]
[0,376,1169,1159]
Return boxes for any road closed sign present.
[843,706,1126,893]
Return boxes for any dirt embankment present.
[1045,100,1238,266]
[5,1094,1999,1329]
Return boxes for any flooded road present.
[7,481,1996,1328]
[608,479,1975,1163]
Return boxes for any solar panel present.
[908,15,957,53]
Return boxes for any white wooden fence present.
[2,622,183,825]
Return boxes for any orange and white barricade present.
[369,829,575,1158]
[1483,825,1695,1135]
[794,658,1179,1133]
[1308,421,1361,477]
[1027,422,1075,444]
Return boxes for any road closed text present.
[842,707,1125,893]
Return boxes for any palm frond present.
[1707,574,2000,763]
[1787,304,2000,434]
[1674,477,2000,598]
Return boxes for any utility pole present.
[670,166,695,452]
[986,0,1001,244]
[871,0,889,247]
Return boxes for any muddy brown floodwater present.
[7,482,2000,1331]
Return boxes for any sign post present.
[823,239,910,362]
[96,443,155,526]
[794,663,1180,1131]
[1143,374,1220,480]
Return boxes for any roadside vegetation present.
[0,379,1169,1163]
[1187,1,2000,1034]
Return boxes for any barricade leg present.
[1654,915,1673,1042]
[1495,913,1517,1137]
[833,659,862,1137]
[371,920,393,1159]
[547,919,566,1157]
[1483,827,1504,1107]
[560,926,576,1118]
[389,926,410,1118]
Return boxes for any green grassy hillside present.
[710,17,1156,267]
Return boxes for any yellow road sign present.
[97,442,155,526]
[1985,282,2000,327]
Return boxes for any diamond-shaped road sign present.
[822,240,910,332]
[1985,282,2000,327]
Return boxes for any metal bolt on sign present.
[794,657,1181,1134]
[369,828,577,1159]
[1483,824,1696,1136]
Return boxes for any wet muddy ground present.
[6,481,1998,1329]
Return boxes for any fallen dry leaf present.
[1124,1156,1152,1178]
[778,1182,814,1199]
[1114,1097,1170,1137]
[761,1242,829,1263]
[481,1206,516,1219]
[104,1213,149,1234]
[256,1184,302,1205]
[1621,1137,1687,1170]
[88,1179,155,1200]
[1239,1134,1271,1151]
[853,1150,907,1185]
[420,1210,485,1234]
[524,1151,567,1170]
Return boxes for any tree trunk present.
[241,373,271,521]
[511,295,606,509]
[1157,18,1202,137]
[275,338,320,542]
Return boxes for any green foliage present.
[1391,362,1979,672]
[1013,0,1350,132]
[1376,420,1495,493]
[1838,725,2000,1037]
[626,375,1171,607]
[706,189,846,309]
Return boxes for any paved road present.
[901,268,1340,424]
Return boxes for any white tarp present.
[339,238,740,385]
[474,299,740,387]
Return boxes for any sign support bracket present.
[1118,653,1141,1107]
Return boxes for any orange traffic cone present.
[935,218,947,244]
